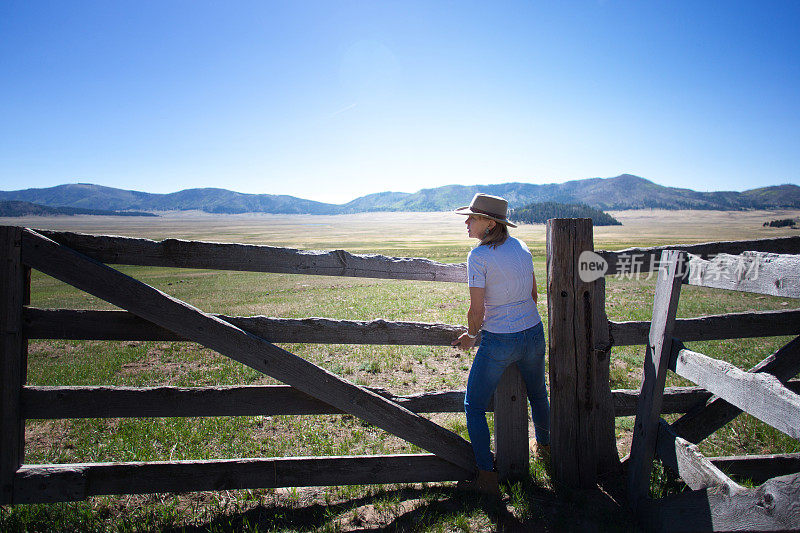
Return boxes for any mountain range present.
[1,175,798,216]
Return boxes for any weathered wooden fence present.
[0,226,534,505]
[3,220,799,527]
[545,219,800,530]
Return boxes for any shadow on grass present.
[165,486,500,532]
[163,478,639,532]
[0,472,640,532]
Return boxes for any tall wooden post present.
[592,276,622,477]
[1,226,25,504]
[546,218,616,489]
[494,365,528,481]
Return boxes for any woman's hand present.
[452,287,484,351]
[452,332,476,351]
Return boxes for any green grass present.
[3,211,798,531]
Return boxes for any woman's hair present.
[480,220,509,248]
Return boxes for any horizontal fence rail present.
[14,454,471,504]
[707,452,800,485]
[686,251,800,298]
[23,308,469,344]
[34,229,468,282]
[15,451,797,505]
[25,381,800,420]
[598,235,800,276]
[26,306,800,348]
[609,308,800,346]
[22,385,471,419]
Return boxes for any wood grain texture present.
[609,308,800,346]
[656,419,741,493]
[0,226,25,505]
[28,380,800,420]
[640,472,800,532]
[21,385,488,419]
[611,379,800,417]
[493,365,528,481]
[686,251,800,298]
[673,348,800,439]
[572,219,599,488]
[20,229,476,472]
[671,335,800,444]
[546,219,580,488]
[13,454,472,504]
[592,276,621,475]
[23,308,468,345]
[708,453,800,485]
[598,235,800,276]
[627,250,686,509]
[547,218,612,487]
[35,229,468,282]
[34,306,796,347]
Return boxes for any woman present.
[451,193,550,496]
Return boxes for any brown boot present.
[475,470,501,498]
[457,469,501,498]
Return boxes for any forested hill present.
[510,202,621,226]
[1,175,799,215]
[0,200,157,217]
[340,175,800,212]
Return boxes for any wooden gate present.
[543,219,799,528]
[0,226,531,504]
[627,249,800,531]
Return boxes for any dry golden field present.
[3,207,799,252]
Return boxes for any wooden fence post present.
[546,218,614,489]
[494,365,528,481]
[1,226,26,504]
[592,275,622,477]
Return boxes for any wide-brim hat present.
[454,193,517,228]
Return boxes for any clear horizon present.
[2,1,798,204]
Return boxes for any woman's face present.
[465,214,494,239]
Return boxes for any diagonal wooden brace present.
[671,334,800,444]
[20,229,476,473]
[627,250,686,510]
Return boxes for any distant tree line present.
[0,200,157,218]
[763,218,796,228]
[509,202,622,226]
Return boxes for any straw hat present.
[454,193,517,228]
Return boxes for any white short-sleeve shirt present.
[467,236,541,334]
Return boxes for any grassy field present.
[1,209,799,531]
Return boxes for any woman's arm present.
[452,286,485,351]
[531,270,538,304]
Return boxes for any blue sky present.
[2,1,798,204]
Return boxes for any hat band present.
[471,206,506,220]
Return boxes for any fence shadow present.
[162,481,638,532]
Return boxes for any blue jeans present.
[463,322,550,471]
